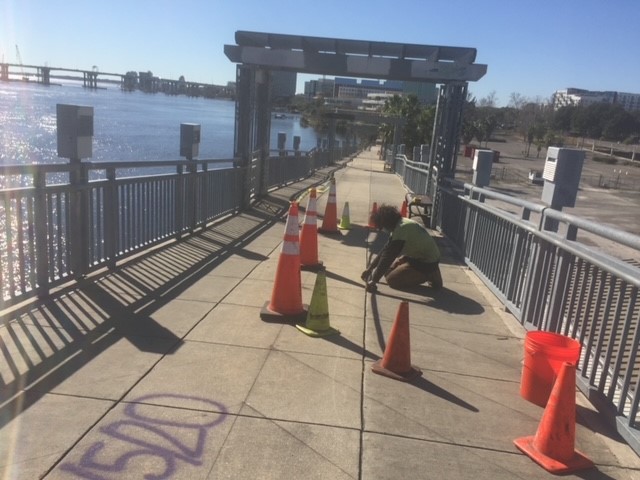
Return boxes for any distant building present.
[402,81,438,105]
[270,71,297,101]
[615,91,640,112]
[553,88,640,112]
[304,78,335,98]
[303,76,437,107]
[123,71,138,91]
[334,77,402,102]
[361,92,397,111]
[138,71,159,92]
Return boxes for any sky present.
[2,0,639,107]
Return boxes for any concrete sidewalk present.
[1,148,640,479]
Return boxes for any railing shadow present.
[0,182,320,430]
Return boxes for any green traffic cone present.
[296,270,340,337]
[338,202,351,230]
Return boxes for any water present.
[0,81,322,165]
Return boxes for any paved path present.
[1,149,640,479]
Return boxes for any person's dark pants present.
[385,259,443,290]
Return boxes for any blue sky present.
[2,0,639,107]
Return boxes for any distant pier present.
[0,62,233,98]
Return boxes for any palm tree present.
[379,94,435,158]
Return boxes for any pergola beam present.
[232,31,480,64]
[225,45,486,83]
[225,30,488,209]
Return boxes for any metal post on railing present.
[278,132,286,157]
[187,162,197,233]
[175,164,184,239]
[200,163,209,228]
[69,162,89,278]
[545,224,578,332]
[33,171,49,297]
[56,103,93,279]
[104,167,118,269]
[180,123,201,233]
[294,135,301,160]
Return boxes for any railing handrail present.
[0,158,238,176]
[387,152,640,453]
[0,146,358,309]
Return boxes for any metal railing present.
[266,148,332,189]
[0,147,353,309]
[391,153,640,454]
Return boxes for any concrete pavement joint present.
[232,405,358,479]
[416,367,520,385]
[365,428,525,457]
[410,322,523,340]
[38,224,282,476]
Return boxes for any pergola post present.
[427,82,468,226]
[225,31,486,212]
[234,66,273,207]
[234,65,253,209]
[255,69,272,196]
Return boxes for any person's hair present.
[372,204,402,230]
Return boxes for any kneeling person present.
[361,205,442,292]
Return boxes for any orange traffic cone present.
[372,301,422,382]
[318,177,339,234]
[514,362,594,474]
[367,202,379,229]
[400,199,408,217]
[300,188,323,272]
[260,202,308,322]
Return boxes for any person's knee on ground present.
[384,263,428,290]
[428,267,444,290]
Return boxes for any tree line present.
[378,92,640,159]
[292,91,640,159]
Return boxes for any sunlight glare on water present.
[0,81,321,166]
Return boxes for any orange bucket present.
[520,331,581,407]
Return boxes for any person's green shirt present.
[391,218,440,263]
[368,218,440,283]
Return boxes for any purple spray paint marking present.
[60,394,228,479]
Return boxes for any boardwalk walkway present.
[1,148,639,479]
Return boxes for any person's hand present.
[365,282,378,293]
[360,269,371,282]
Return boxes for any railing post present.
[259,149,269,196]
[200,163,208,228]
[187,161,197,233]
[33,171,49,297]
[175,164,184,238]
[104,167,118,269]
[69,162,90,278]
[544,224,578,332]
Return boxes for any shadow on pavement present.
[392,285,484,315]
[410,375,479,412]
[574,469,619,480]
[323,334,380,362]
[368,293,480,412]
[576,404,629,444]
[324,270,366,289]
[375,286,485,315]
[423,287,486,315]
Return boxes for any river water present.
[0,81,321,165]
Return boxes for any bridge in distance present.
[0,62,224,94]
